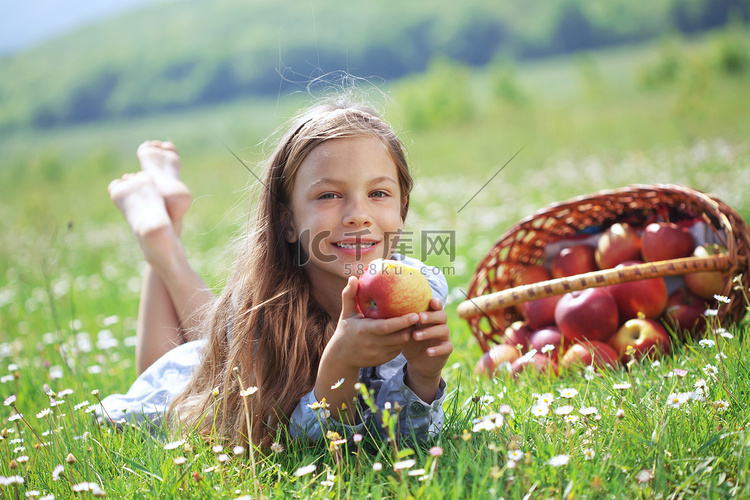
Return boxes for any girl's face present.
[286,135,404,291]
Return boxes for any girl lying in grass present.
[100,97,452,447]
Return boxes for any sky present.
[0,0,158,55]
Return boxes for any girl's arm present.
[314,276,420,423]
[400,297,452,402]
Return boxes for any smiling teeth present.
[336,242,376,249]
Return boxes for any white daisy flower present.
[294,464,316,476]
[558,388,578,399]
[555,405,573,416]
[163,439,185,450]
[531,404,549,417]
[393,459,416,470]
[548,455,569,467]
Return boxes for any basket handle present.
[457,254,732,320]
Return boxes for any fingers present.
[373,312,421,335]
[413,323,449,342]
[425,340,453,358]
[429,297,444,310]
[339,276,362,320]
[416,308,447,328]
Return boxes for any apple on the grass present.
[595,223,642,269]
[357,259,431,319]
[511,352,559,375]
[607,318,671,362]
[501,321,533,350]
[608,261,668,321]
[560,341,620,370]
[552,245,598,278]
[641,222,695,262]
[475,344,521,377]
[684,243,728,300]
[529,326,565,359]
[664,287,707,336]
[521,294,561,330]
[555,288,619,343]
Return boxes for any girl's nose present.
[343,198,372,227]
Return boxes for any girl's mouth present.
[333,242,377,249]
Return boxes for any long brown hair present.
[170,98,414,446]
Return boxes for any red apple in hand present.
[521,294,561,330]
[596,223,642,269]
[552,245,598,278]
[641,222,695,262]
[608,318,671,362]
[684,244,728,299]
[560,341,620,370]
[357,259,431,319]
[608,261,668,321]
[664,287,707,335]
[501,321,533,350]
[475,344,520,377]
[555,288,619,343]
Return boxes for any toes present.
[137,140,177,153]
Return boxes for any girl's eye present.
[318,193,338,200]
[370,190,389,198]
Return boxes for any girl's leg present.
[136,141,215,337]
[109,142,213,374]
[109,172,183,373]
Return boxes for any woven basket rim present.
[463,183,750,353]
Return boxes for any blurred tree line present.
[0,0,748,131]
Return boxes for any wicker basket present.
[458,184,750,353]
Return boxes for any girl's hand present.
[401,297,452,403]
[314,276,420,420]
[331,276,421,370]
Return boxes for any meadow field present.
[1,29,750,498]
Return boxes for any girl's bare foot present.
[108,172,177,265]
[137,141,192,229]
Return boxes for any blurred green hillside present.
[0,0,747,132]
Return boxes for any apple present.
[608,318,671,362]
[641,222,695,262]
[512,265,551,287]
[554,288,619,343]
[608,261,668,321]
[684,244,728,300]
[357,259,431,319]
[560,341,620,370]
[595,223,642,269]
[529,326,565,359]
[552,245,598,278]
[512,265,552,315]
[664,287,707,336]
[474,344,521,377]
[511,352,559,375]
[521,294,561,330]
[501,321,533,350]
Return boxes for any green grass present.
[2,32,750,498]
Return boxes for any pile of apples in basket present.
[475,221,728,377]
